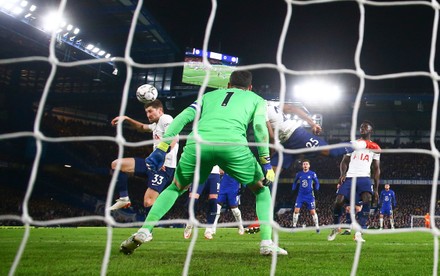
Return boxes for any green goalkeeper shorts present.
[174,142,264,187]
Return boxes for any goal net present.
[1,0,439,275]
[411,215,440,228]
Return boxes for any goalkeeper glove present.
[145,141,169,172]
[259,156,275,187]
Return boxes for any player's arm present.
[371,159,381,201]
[111,115,150,132]
[339,154,350,184]
[292,174,299,192]
[253,99,273,186]
[313,173,320,191]
[283,103,321,135]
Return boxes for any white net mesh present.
[1,0,440,275]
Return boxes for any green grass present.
[0,227,436,275]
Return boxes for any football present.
[136,84,158,104]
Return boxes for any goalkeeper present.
[120,70,287,256]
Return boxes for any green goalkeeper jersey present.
[163,87,269,158]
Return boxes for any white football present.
[136,84,158,104]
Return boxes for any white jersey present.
[148,114,179,168]
[346,148,380,177]
[266,101,302,143]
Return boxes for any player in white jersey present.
[108,99,179,213]
[328,120,380,242]
[266,101,368,172]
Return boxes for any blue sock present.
[116,172,129,198]
[333,205,343,225]
[359,203,371,229]
[345,212,352,224]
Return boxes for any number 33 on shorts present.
[151,174,164,186]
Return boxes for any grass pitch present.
[0,227,436,275]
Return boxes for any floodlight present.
[86,44,94,50]
[20,1,28,7]
[92,47,100,53]
[73,28,80,35]
[293,79,341,105]
[42,11,63,32]
[24,13,31,18]
[98,50,105,56]
[105,53,111,58]
[12,7,24,15]
[66,24,73,31]
[29,4,36,11]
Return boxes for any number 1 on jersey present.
[221,92,234,106]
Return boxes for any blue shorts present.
[295,194,316,210]
[380,206,393,216]
[189,173,220,195]
[271,127,328,169]
[337,177,373,202]
[134,158,175,193]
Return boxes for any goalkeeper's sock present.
[116,172,129,198]
[207,198,217,224]
[141,183,186,231]
[254,186,272,241]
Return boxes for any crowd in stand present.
[1,115,439,230]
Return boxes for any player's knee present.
[361,193,372,203]
[143,198,154,208]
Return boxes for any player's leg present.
[204,174,220,239]
[217,146,287,255]
[292,206,300,228]
[309,200,319,233]
[228,189,244,234]
[109,157,135,210]
[212,201,223,234]
[184,184,202,239]
[120,144,211,254]
[143,166,175,215]
[341,205,352,235]
[284,127,347,157]
[379,213,384,230]
[389,210,395,229]
[328,183,349,241]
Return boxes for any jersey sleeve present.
[253,97,270,158]
[313,172,320,191]
[163,102,198,143]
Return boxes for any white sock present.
[212,204,222,231]
[312,213,319,228]
[293,213,299,227]
[231,208,243,228]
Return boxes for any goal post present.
[410,215,440,228]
